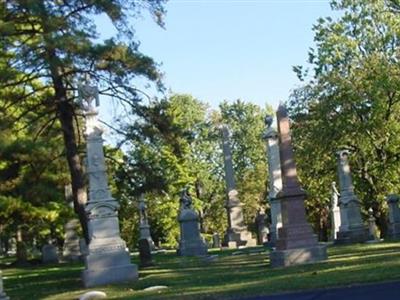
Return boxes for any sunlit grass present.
[2,241,400,299]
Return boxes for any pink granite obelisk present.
[269,104,327,267]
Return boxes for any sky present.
[96,0,336,136]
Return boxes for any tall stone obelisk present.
[220,125,256,248]
[263,115,283,245]
[330,182,341,240]
[270,104,327,267]
[335,150,368,244]
[138,194,155,251]
[79,81,138,287]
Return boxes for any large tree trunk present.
[38,0,89,243]
[57,96,89,242]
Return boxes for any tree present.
[289,0,400,238]
[1,0,166,239]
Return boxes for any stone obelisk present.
[79,81,137,287]
[330,182,341,240]
[335,150,368,244]
[386,194,400,239]
[0,271,9,300]
[138,194,155,251]
[220,125,256,248]
[263,115,283,245]
[269,104,327,267]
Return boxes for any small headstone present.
[139,239,154,268]
[79,291,107,300]
[41,244,59,264]
[255,211,269,245]
[212,233,221,248]
[386,194,400,239]
[0,271,9,300]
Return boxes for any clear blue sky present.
[97,0,336,134]
[127,0,334,109]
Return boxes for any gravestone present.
[386,194,400,239]
[41,244,59,264]
[220,125,257,248]
[138,194,155,251]
[367,208,379,241]
[0,271,9,300]
[78,81,137,287]
[255,210,269,245]
[139,239,154,268]
[63,219,81,261]
[177,187,208,256]
[331,182,341,240]
[335,150,368,244]
[212,233,221,248]
[269,104,327,268]
[263,115,283,245]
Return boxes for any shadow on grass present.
[3,242,400,300]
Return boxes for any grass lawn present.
[2,241,400,299]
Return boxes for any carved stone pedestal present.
[178,208,208,256]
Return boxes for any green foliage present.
[289,0,400,238]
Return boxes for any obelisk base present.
[139,224,156,251]
[82,247,138,287]
[270,244,327,268]
[335,227,369,244]
[387,223,400,239]
[223,228,257,248]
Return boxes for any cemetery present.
[1,0,400,299]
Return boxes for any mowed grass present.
[3,241,400,299]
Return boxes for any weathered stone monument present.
[63,184,82,261]
[269,104,327,267]
[138,239,154,268]
[386,194,400,239]
[255,210,269,245]
[177,187,207,256]
[367,208,379,241]
[219,125,256,248]
[263,115,283,245]
[41,244,59,264]
[335,150,368,244]
[138,194,155,251]
[330,182,341,240]
[78,80,137,287]
[212,233,221,248]
[63,219,81,261]
[0,271,9,300]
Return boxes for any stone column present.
[368,208,379,241]
[138,194,155,251]
[0,271,9,300]
[78,81,137,287]
[63,184,82,261]
[330,182,341,240]
[386,194,400,239]
[263,115,283,245]
[269,104,327,267]
[219,125,256,248]
[255,210,269,245]
[335,150,368,244]
[177,187,208,256]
